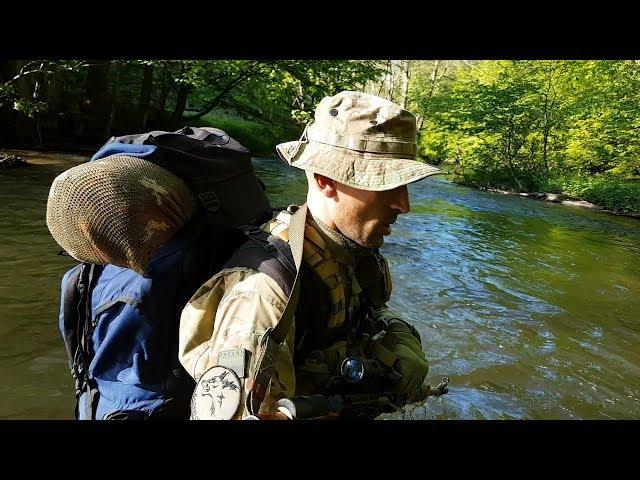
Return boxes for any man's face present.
[333,182,411,249]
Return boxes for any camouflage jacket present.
[179,206,422,419]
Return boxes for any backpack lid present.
[108,126,272,228]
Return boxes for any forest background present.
[2,59,638,213]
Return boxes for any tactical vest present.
[265,207,393,396]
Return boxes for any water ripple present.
[2,156,640,419]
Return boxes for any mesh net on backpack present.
[46,155,197,275]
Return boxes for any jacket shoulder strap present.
[245,203,307,415]
[269,211,346,330]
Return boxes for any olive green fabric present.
[276,91,444,192]
[355,251,392,309]
[382,319,429,396]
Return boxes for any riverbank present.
[455,180,640,220]
[7,141,639,223]
[0,153,28,169]
[2,149,88,167]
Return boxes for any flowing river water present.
[1,151,639,419]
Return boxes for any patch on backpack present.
[190,366,242,420]
[217,348,247,378]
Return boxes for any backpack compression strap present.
[245,203,307,415]
[61,263,103,419]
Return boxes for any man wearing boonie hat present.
[179,91,444,419]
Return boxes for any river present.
[1,151,639,419]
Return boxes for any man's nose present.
[390,185,410,214]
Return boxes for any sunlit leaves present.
[407,59,640,189]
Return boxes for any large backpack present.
[57,126,305,420]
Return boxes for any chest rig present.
[266,209,359,333]
[265,207,394,394]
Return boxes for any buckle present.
[199,192,220,213]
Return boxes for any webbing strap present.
[300,223,345,328]
[307,125,416,155]
[246,203,307,415]
[74,263,103,420]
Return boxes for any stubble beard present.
[334,212,384,249]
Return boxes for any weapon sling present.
[245,204,307,415]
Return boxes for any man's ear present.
[314,173,338,198]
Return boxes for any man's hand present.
[386,323,429,396]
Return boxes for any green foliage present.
[1,58,638,214]
[406,60,640,213]
[194,111,285,156]
[12,98,47,118]
[0,59,382,149]
[418,125,449,163]
[0,83,14,104]
[542,175,640,213]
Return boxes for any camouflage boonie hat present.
[276,90,443,191]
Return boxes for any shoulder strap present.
[61,265,83,369]
[77,263,104,420]
[227,226,296,297]
[61,262,103,419]
[246,203,307,415]
[61,264,85,417]
[270,213,346,329]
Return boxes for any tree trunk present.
[428,60,441,97]
[172,84,190,122]
[104,62,122,139]
[541,65,556,173]
[158,61,171,113]
[376,60,391,97]
[400,60,411,109]
[504,125,524,191]
[84,60,111,143]
[171,62,191,123]
[139,63,154,130]
[415,61,443,136]
[12,60,35,145]
[32,61,47,146]
[542,124,550,172]
[387,60,395,100]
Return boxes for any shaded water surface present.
[1,153,638,419]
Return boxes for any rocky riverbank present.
[0,153,28,169]
[471,185,640,220]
